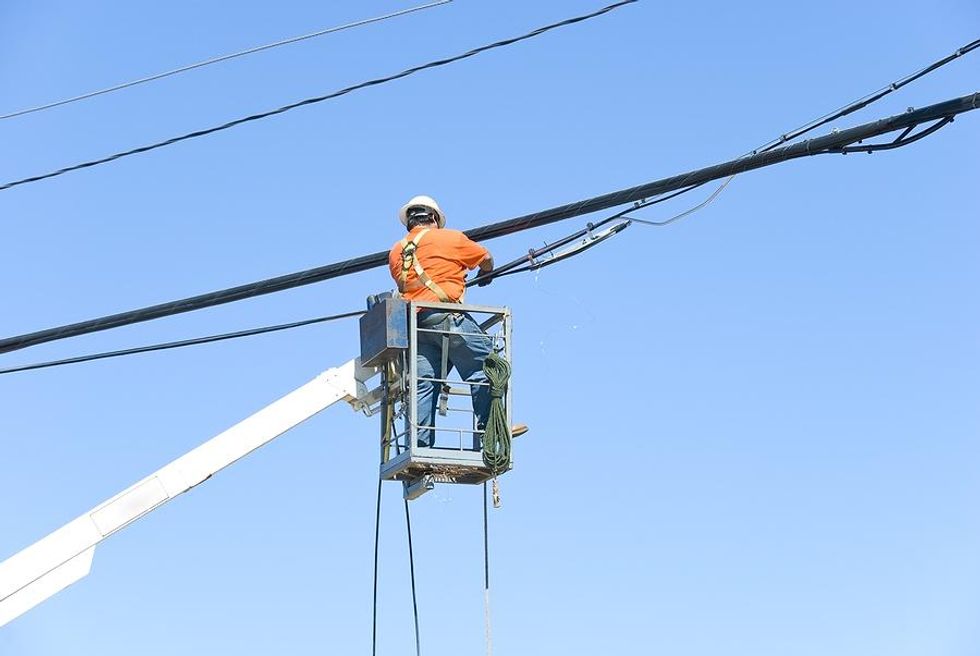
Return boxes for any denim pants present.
[414,310,493,448]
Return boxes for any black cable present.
[0,310,365,376]
[2,92,977,358]
[403,498,422,656]
[371,477,383,656]
[631,36,980,237]
[465,184,702,286]
[473,219,632,283]
[483,482,492,654]
[751,37,980,155]
[0,1,637,193]
[0,2,454,121]
[0,217,632,374]
[483,483,490,591]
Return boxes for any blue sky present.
[1,1,978,654]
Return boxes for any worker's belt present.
[398,229,459,303]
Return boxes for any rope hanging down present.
[0,1,637,192]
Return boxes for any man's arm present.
[475,252,494,286]
[478,253,494,275]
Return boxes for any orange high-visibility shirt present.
[388,226,488,303]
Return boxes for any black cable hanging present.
[0,1,637,193]
[371,478,383,656]
[373,404,423,656]
[483,482,494,656]
[403,499,422,656]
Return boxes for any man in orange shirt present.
[388,195,495,448]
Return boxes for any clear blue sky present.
[1,1,978,654]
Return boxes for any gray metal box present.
[359,296,408,367]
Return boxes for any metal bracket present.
[403,475,435,501]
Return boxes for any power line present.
[0,1,453,121]
[0,217,634,376]
[0,310,364,376]
[0,97,974,375]
[617,36,980,233]
[0,91,976,358]
[2,215,641,376]
[751,37,980,155]
[0,1,638,193]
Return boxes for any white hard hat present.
[399,195,445,229]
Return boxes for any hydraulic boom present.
[0,358,376,627]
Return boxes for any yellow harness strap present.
[398,228,455,303]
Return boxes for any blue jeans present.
[414,310,493,448]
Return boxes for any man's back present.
[389,226,488,303]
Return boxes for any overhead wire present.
[0,1,637,193]
[0,92,980,353]
[0,310,365,376]
[749,37,980,155]
[1,90,977,358]
[0,1,453,121]
[613,35,980,233]
[0,212,651,377]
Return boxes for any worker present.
[388,195,496,448]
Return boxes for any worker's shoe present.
[510,423,529,438]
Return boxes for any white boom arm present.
[0,358,375,627]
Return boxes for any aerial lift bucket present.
[359,295,513,498]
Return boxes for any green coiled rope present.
[481,352,512,474]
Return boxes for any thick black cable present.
[1,220,634,374]
[0,310,364,376]
[0,1,636,193]
[1,91,977,358]
[751,38,980,155]
[627,36,980,240]
[824,116,955,154]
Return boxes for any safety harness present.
[398,228,459,303]
[398,228,464,418]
